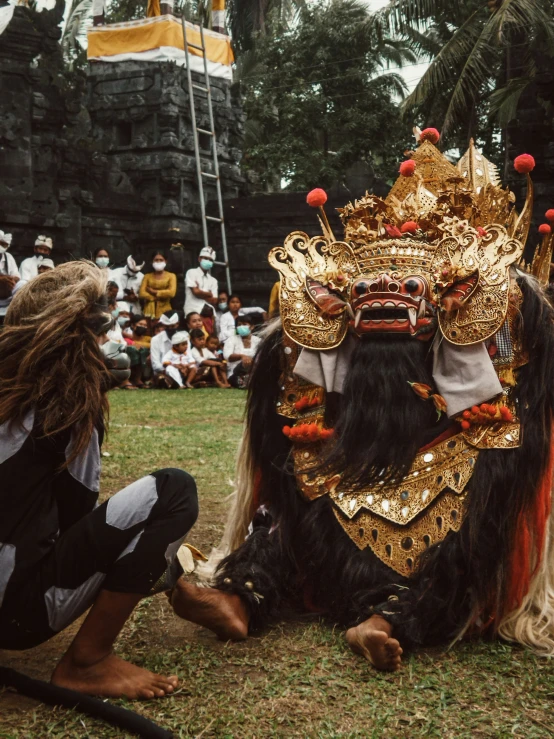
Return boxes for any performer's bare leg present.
[346,614,403,671]
[169,578,248,641]
[51,591,179,699]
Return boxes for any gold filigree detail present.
[332,490,467,578]
[326,433,477,525]
[432,225,524,345]
[386,140,461,204]
[269,233,356,350]
[461,421,520,449]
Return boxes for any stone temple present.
[0,4,244,300]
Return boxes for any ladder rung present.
[197,128,214,136]
[187,42,205,52]
[201,171,218,179]
[206,215,222,223]
[193,84,209,93]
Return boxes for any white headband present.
[38,258,55,269]
[199,246,216,261]
[159,312,179,326]
[0,230,12,247]
[127,255,145,272]
[35,235,53,249]
[171,331,190,345]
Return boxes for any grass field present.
[1,390,554,738]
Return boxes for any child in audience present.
[185,311,208,338]
[206,333,224,362]
[162,331,197,389]
[190,329,230,388]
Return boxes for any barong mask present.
[269,138,542,353]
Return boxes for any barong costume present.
[207,137,554,654]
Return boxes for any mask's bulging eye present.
[403,277,425,296]
[354,281,369,296]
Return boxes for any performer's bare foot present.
[51,652,178,700]
[346,614,402,671]
[169,578,248,641]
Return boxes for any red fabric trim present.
[418,424,460,452]
[506,437,554,612]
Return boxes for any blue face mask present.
[200,259,213,271]
[117,316,129,327]
[96,257,109,269]
[236,325,251,338]
[218,302,228,311]
[111,308,120,318]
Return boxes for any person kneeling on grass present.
[162,330,197,389]
[190,329,230,388]
[0,262,214,700]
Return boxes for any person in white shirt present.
[219,294,267,344]
[189,328,230,388]
[111,255,145,316]
[184,246,218,316]
[223,314,261,388]
[162,331,197,388]
[149,310,180,385]
[19,234,53,281]
[0,230,22,324]
[214,288,229,337]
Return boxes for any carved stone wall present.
[0,5,244,294]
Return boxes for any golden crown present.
[269,132,553,351]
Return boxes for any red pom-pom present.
[306,188,328,208]
[462,410,471,420]
[399,159,416,177]
[384,223,403,238]
[400,221,419,234]
[471,406,480,415]
[461,420,471,430]
[477,226,487,237]
[420,128,440,144]
[513,153,535,174]
[546,209,554,222]
[282,426,291,437]
[539,223,552,235]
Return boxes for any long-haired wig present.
[0,261,112,463]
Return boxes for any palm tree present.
[227,0,305,53]
[386,0,554,137]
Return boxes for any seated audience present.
[185,311,208,338]
[206,333,224,361]
[215,289,229,336]
[200,304,216,335]
[163,331,197,389]
[223,314,261,389]
[93,247,117,281]
[219,294,267,343]
[19,234,53,281]
[139,251,177,320]
[106,280,119,312]
[112,255,145,316]
[190,329,230,388]
[150,310,180,386]
[0,230,22,326]
[124,315,151,388]
[38,258,55,274]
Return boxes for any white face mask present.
[0,245,7,254]
[153,261,166,272]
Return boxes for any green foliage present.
[227,0,305,53]
[388,0,554,150]
[239,0,415,191]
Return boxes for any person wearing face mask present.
[215,289,229,337]
[223,315,261,389]
[93,247,113,273]
[111,255,145,316]
[106,302,137,390]
[19,235,54,282]
[139,251,177,320]
[149,310,181,387]
[219,294,268,344]
[0,230,24,326]
[184,246,218,317]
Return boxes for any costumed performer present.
[169,133,554,671]
[0,261,241,698]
